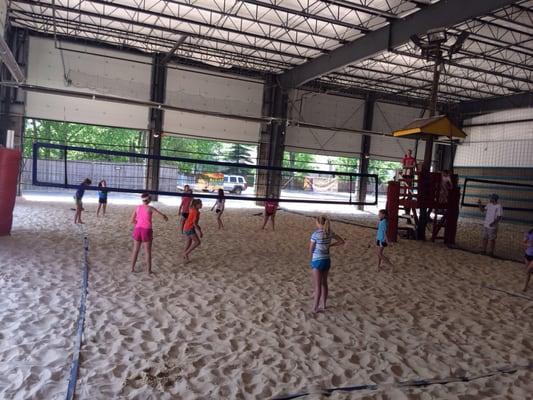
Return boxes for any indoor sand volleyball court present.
[1,1,533,399]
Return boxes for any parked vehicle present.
[223,175,248,195]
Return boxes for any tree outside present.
[369,159,402,183]
[224,143,255,177]
[24,119,144,162]
[283,151,316,171]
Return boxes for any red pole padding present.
[386,181,400,243]
[0,148,22,236]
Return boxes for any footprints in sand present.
[5,201,533,399]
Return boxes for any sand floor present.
[1,199,533,399]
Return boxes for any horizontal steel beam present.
[456,92,533,116]
[2,82,402,138]
[320,0,399,19]
[279,0,520,88]
[238,0,371,33]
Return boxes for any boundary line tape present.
[65,225,89,400]
[272,362,533,400]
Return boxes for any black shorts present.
[265,211,274,217]
[526,254,533,262]
[98,198,107,204]
[215,209,222,214]
[376,240,388,247]
[182,213,189,219]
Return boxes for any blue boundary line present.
[272,362,533,400]
[65,226,89,400]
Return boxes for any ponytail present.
[316,215,331,236]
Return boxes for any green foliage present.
[283,151,315,171]
[24,119,144,162]
[332,156,359,173]
[24,119,224,172]
[224,144,254,164]
[161,135,223,173]
[369,159,401,183]
[224,144,254,175]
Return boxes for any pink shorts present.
[132,227,153,242]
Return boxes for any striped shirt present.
[310,229,333,261]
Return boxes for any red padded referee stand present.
[0,148,21,236]
[386,181,400,243]
[386,173,459,245]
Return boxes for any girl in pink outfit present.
[130,192,168,274]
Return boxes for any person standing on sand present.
[376,209,394,271]
[183,199,203,262]
[178,185,193,234]
[211,188,225,230]
[96,180,108,217]
[309,216,345,313]
[478,194,503,257]
[523,228,533,292]
[261,195,278,231]
[130,193,168,274]
[74,178,92,224]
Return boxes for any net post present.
[64,146,68,187]
[349,175,353,204]
[386,181,400,243]
[146,53,166,200]
[256,75,287,203]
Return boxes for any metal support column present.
[417,54,441,240]
[357,94,374,210]
[0,28,28,149]
[146,53,167,199]
[256,75,288,203]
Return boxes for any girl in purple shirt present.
[523,229,533,292]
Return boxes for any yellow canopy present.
[392,115,466,139]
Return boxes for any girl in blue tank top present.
[376,209,395,272]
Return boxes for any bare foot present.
[131,267,136,273]
[148,269,153,275]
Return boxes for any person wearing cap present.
[477,194,503,257]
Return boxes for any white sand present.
[1,199,533,399]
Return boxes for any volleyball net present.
[461,177,533,214]
[32,142,378,205]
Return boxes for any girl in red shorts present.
[130,193,168,274]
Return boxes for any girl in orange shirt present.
[183,199,203,262]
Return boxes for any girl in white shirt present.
[211,188,225,230]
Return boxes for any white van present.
[223,175,248,195]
